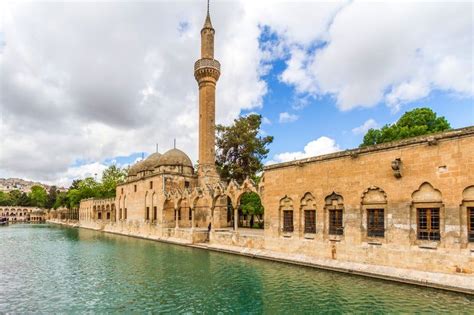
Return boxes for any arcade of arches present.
[0,207,46,223]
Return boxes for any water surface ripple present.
[0,224,473,313]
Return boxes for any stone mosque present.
[77,3,474,285]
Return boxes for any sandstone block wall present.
[262,128,474,274]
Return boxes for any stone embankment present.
[48,220,474,295]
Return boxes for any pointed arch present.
[279,196,294,234]
[324,192,344,236]
[412,182,442,203]
[361,186,387,205]
[300,192,316,235]
[412,182,443,241]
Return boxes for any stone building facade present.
[262,127,474,275]
[76,4,474,282]
[0,206,46,223]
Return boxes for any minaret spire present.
[194,0,221,183]
[203,0,213,29]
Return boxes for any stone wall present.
[262,127,474,275]
[0,206,46,222]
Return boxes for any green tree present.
[361,108,451,147]
[29,185,48,208]
[45,186,58,209]
[239,192,264,228]
[65,177,99,209]
[0,191,12,206]
[100,165,127,198]
[53,191,68,209]
[216,114,273,183]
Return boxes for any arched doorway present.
[237,192,264,229]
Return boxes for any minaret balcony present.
[194,58,221,72]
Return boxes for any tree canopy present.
[361,108,451,147]
[216,114,273,183]
[65,165,127,209]
[239,192,264,217]
[28,185,48,208]
[0,165,127,209]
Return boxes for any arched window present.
[361,187,387,238]
[462,186,474,243]
[280,196,294,233]
[412,182,442,241]
[325,192,344,236]
[300,193,316,234]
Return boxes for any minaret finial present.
[203,0,213,29]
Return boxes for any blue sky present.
[0,1,472,186]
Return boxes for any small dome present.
[157,148,193,168]
[128,160,147,176]
[143,152,162,170]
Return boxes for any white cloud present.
[279,112,299,123]
[262,116,272,125]
[53,162,109,188]
[0,1,268,185]
[1,1,472,186]
[268,136,340,164]
[278,1,473,111]
[352,119,379,135]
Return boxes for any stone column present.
[175,208,179,229]
[234,207,238,231]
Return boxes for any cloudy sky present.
[0,0,473,187]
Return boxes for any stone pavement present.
[194,242,474,295]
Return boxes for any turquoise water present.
[0,224,473,313]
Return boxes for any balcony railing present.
[194,58,220,72]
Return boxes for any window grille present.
[329,209,343,235]
[417,208,440,241]
[283,210,294,232]
[150,181,153,189]
[468,207,474,242]
[304,210,316,233]
[134,185,137,192]
[153,206,157,221]
[146,207,150,220]
[178,209,181,221]
[367,209,384,237]
[189,208,192,221]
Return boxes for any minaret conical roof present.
[203,13,213,29]
[202,0,213,29]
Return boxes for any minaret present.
[194,0,220,182]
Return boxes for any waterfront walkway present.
[48,220,474,295]
[193,242,474,295]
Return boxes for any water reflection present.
[0,224,472,313]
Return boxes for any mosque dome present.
[128,160,147,176]
[142,152,162,170]
[157,148,193,168]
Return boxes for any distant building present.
[0,206,46,223]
